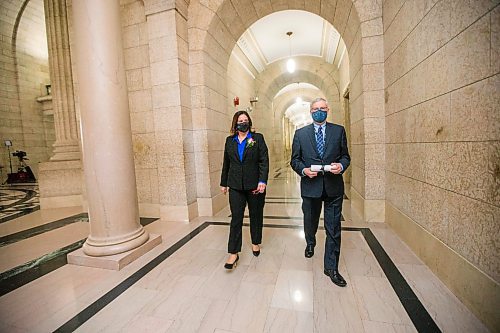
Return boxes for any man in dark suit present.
[290,98,350,287]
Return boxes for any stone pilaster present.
[44,0,80,161]
[39,0,84,209]
[145,1,198,221]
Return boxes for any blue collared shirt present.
[233,132,266,185]
[233,132,252,162]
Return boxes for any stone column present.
[72,0,149,256]
[44,0,80,161]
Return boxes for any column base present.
[83,227,150,256]
[39,160,84,209]
[68,233,162,270]
[50,142,80,161]
[50,151,81,161]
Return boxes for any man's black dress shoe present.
[304,245,314,258]
[324,269,347,287]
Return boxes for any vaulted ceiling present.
[236,10,344,73]
[232,10,346,127]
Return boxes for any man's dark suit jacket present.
[290,122,350,198]
[220,132,269,191]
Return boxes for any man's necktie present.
[316,127,324,158]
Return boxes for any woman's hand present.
[256,183,266,193]
[221,186,228,195]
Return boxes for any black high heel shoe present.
[252,245,260,257]
[224,254,239,269]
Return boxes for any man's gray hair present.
[310,97,328,110]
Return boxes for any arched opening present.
[1,0,52,178]
[187,1,378,217]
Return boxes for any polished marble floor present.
[0,167,490,332]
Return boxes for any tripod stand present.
[2,142,13,185]
[7,145,13,175]
[6,150,36,184]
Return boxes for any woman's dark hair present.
[230,110,253,135]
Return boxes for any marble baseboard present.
[350,187,385,223]
[67,234,162,270]
[197,194,228,217]
[40,194,83,209]
[350,187,365,223]
[139,203,160,218]
[386,202,499,332]
[160,202,198,221]
[365,199,385,223]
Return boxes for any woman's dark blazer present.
[220,132,269,191]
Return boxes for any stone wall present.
[383,0,499,330]
[227,49,256,118]
[120,0,158,216]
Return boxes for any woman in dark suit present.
[220,110,269,269]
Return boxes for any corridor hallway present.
[0,166,489,333]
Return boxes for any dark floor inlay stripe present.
[0,239,85,297]
[0,206,40,224]
[0,215,157,248]
[0,217,158,297]
[361,229,441,332]
[0,213,87,247]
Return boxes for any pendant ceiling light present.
[286,31,295,73]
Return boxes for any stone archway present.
[188,0,385,222]
[253,59,341,164]
[0,0,52,178]
[273,88,327,160]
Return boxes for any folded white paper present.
[311,165,332,172]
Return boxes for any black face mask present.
[236,122,250,132]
